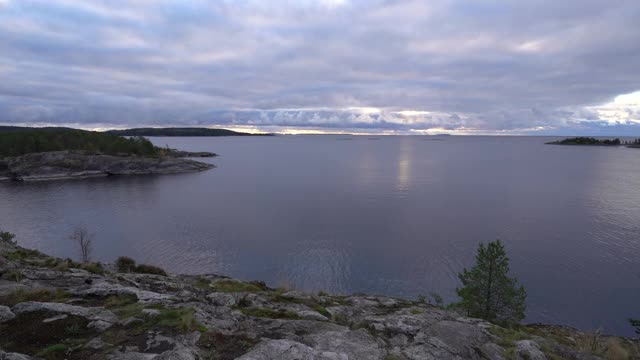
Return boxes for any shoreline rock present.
[0,150,215,182]
[0,241,638,359]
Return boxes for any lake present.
[1,135,639,335]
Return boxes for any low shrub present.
[135,264,167,276]
[0,230,16,245]
[116,256,136,273]
[1,269,23,283]
[79,262,105,275]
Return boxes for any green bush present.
[79,262,105,275]
[0,230,16,245]
[116,256,136,273]
[135,264,167,276]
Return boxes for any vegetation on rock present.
[546,137,621,145]
[455,239,527,325]
[0,129,158,157]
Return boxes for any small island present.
[546,137,640,148]
[0,128,216,181]
[546,137,622,146]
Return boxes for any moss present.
[332,313,350,325]
[103,294,138,309]
[212,280,268,293]
[191,277,212,290]
[489,325,531,348]
[114,304,203,334]
[384,355,403,360]
[239,307,301,320]
[36,343,69,358]
[155,307,200,332]
[113,302,148,320]
[2,248,45,261]
[0,288,70,307]
[504,347,516,360]
[0,311,94,359]
[270,294,332,318]
[1,269,23,282]
[312,304,331,318]
[197,331,258,360]
[78,262,106,275]
[539,343,567,360]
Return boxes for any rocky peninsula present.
[0,240,637,360]
[0,150,215,182]
[0,128,217,181]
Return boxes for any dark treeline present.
[107,127,271,137]
[546,137,640,148]
[0,129,158,157]
[547,137,621,145]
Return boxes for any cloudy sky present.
[0,0,639,134]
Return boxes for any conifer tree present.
[456,239,527,324]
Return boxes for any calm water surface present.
[1,135,640,335]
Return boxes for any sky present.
[0,0,639,135]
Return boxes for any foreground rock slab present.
[0,240,637,359]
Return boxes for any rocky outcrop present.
[0,241,637,360]
[0,150,214,181]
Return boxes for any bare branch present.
[68,226,94,263]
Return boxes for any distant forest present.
[0,129,158,157]
[546,137,640,148]
[106,127,271,137]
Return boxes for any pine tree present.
[456,239,527,324]
[630,319,640,335]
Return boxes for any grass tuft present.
[0,288,70,307]
[211,280,268,293]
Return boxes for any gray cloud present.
[0,0,639,134]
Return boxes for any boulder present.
[206,292,236,307]
[515,340,547,360]
[236,339,346,360]
[0,305,15,323]
[305,328,385,359]
[12,301,118,325]
[0,351,33,360]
